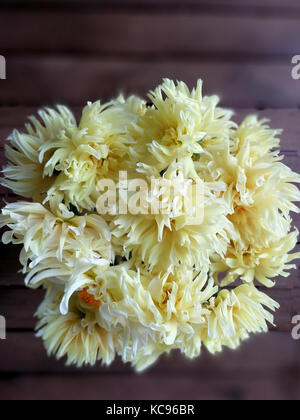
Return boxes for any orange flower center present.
[78,288,100,308]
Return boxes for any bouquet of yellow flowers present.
[1,79,300,371]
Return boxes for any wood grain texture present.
[0,245,24,287]
[1,58,300,108]
[0,371,299,400]
[2,0,300,11]
[0,331,298,374]
[1,13,300,56]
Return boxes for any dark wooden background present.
[0,0,300,400]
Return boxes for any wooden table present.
[0,0,300,400]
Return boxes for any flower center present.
[78,288,101,308]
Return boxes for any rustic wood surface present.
[1,60,300,108]
[0,0,300,400]
[2,0,300,9]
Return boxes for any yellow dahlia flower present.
[212,229,300,288]
[1,106,76,201]
[195,116,300,287]
[35,264,216,370]
[79,264,216,365]
[36,285,115,367]
[197,124,300,245]
[233,115,281,161]
[35,265,278,371]
[131,78,235,172]
[202,284,279,354]
[1,96,146,214]
[42,97,146,212]
[0,201,113,314]
[112,157,233,271]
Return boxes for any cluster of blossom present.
[1,79,299,371]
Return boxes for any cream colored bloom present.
[1,96,146,214]
[35,266,278,370]
[233,115,281,161]
[1,106,76,202]
[35,264,217,370]
[196,116,300,286]
[0,201,113,314]
[201,284,279,354]
[113,157,233,272]
[81,264,216,365]
[131,78,235,172]
[212,229,300,288]
[36,285,115,367]
[42,97,146,212]
[197,123,300,245]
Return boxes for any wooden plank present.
[267,288,300,332]
[0,331,297,374]
[0,13,300,56]
[1,58,300,108]
[2,108,300,129]
[0,371,297,400]
[1,0,300,11]
[0,288,43,329]
[0,287,299,331]
[0,245,24,287]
